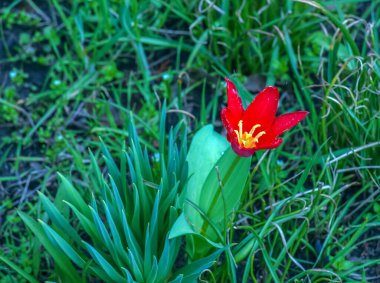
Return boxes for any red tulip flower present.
[221,78,308,157]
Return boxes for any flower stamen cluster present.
[234,121,266,149]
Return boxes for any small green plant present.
[18,108,221,282]
[0,87,19,123]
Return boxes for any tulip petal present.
[225,78,243,115]
[243,86,279,131]
[221,79,244,134]
[270,111,308,138]
[230,142,257,157]
[221,108,236,137]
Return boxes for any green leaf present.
[174,248,224,282]
[198,147,251,224]
[127,249,144,282]
[168,275,183,283]
[84,242,125,282]
[146,256,158,282]
[169,213,196,239]
[63,201,101,244]
[157,236,180,282]
[120,208,143,262]
[103,200,129,264]
[181,125,229,207]
[39,221,85,268]
[185,133,251,241]
[39,192,82,244]
[175,125,251,256]
[19,212,83,283]
[121,268,137,283]
[0,255,39,283]
[169,213,223,249]
[57,173,91,219]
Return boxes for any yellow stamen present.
[249,124,261,136]
[234,120,266,149]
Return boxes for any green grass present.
[0,0,379,282]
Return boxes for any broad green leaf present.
[198,147,251,224]
[182,125,229,232]
[174,125,251,254]
[182,126,251,243]
[182,125,229,207]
